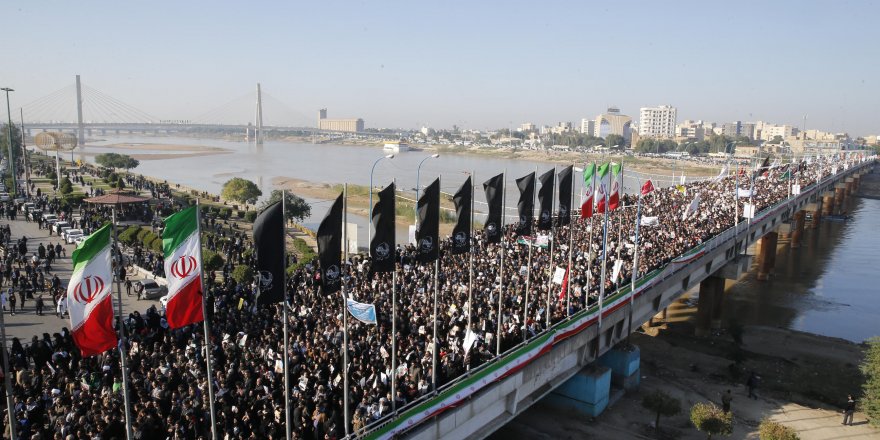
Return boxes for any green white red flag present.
[595,163,611,214]
[67,224,117,357]
[580,163,596,219]
[608,163,622,210]
[163,206,204,328]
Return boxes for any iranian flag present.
[608,162,622,211]
[68,224,117,357]
[595,162,611,214]
[580,163,596,219]
[163,206,204,329]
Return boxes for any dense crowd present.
[0,154,860,439]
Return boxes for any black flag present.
[370,183,396,273]
[253,201,285,305]
[516,172,535,236]
[416,178,440,263]
[451,176,472,254]
[317,193,343,294]
[483,173,504,244]
[557,165,573,226]
[537,169,555,231]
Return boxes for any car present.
[75,235,88,244]
[42,213,57,223]
[0,193,10,202]
[28,210,43,221]
[53,221,71,234]
[135,280,168,300]
[64,229,84,243]
[19,203,34,213]
[58,226,72,239]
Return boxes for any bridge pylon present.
[76,75,85,145]
[255,83,264,145]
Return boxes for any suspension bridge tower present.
[75,75,85,145]
[255,83,264,145]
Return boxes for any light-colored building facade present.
[638,105,677,138]
[580,118,595,135]
[594,107,633,141]
[318,108,364,132]
[520,122,536,132]
[675,120,706,141]
[551,122,574,134]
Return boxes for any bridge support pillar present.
[822,192,835,216]
[598,345,641,392]
[853,174,861,191]
[845,178,855,197]
[834,184,846,215]
[546,365,610,417]
[756,231,778,281]
[790,211,805,249]
[807,201,822,228]
[695,275,725,337]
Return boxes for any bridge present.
[361,160,873,440]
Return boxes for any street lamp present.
[415,153,440,223]
[368,153,395,245]
[1,87,15,197]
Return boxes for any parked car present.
[28,210,43,221]
[0,193,10,202]
[64,229,84,243]
[42,213,58,223]
[20,202,35,213]
[53,221,71,234]
[58,226,72,239]
[135,280,167,300]
[75,235,88,245]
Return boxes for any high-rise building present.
[594,107,633,141]
[520,122,536,132]
[638,105,677,138]
[580,118,595,135]
[317,108,365,132]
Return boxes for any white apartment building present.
[580,118,595,135]
[639,105,677,138]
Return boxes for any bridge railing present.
[358,160,871,440]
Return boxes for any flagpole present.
[523,168,536,344]
[342,183,351,437]
[281,192,292,440]
[0,288,16,440]
[391,178,398,411]
[628,179,643,342]
[194,200,218,440]
[599,164,610,329]
[431,175,441,393]
[496,170,506,357]
[545,166,556,328]
[565,163,575,319]
[111,207,134,440]
[585,162,596,312]
[466,171,474,371]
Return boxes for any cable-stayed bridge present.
[17,75,316,143]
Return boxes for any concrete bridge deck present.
[361,159,874,440]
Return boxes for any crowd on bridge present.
[0,152,860,439]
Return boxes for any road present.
[2,214,164,345]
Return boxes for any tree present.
[0,123,23,159]
[259,190,311,222]
[59,177,74,195]
[201,249,224,272]
[605,134,626,149]
[95,153,140,170]
[771,135,784,144]
[758,418,800,440]
[221,178,262,205]
[690,402,733,439]
[862,336,880,426]
[641,390,681,433]
[231,265,254,285]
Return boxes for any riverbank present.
[492,322,875,439]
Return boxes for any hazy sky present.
[2,0,879,135]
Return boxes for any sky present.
[2,0,879,136]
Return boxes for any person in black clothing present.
[842,394,855,425]
[747,372,760,400]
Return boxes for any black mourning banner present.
[483,173,504,244]
[317,192,343,294]
[254,201,285,305]
[416,178,440,263]
[370,183,396,273]
[516,172,535,236]
[537,168,555,231]
[557,165,573,227]
[451,176,472,254]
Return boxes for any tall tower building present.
[639,105,677,139]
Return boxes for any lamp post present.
[1,87,15,197]
[415,153,439,223]
[368,153,394,246]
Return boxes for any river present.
[75,135,878,342]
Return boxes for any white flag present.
[713,165,728,183]
[680,175,687,185]
[611,259,624,284]
[552,267,566,285]
[682,193,701,220]
[463,328,478,356]
[743,203,756,219]
[737,188,753,198]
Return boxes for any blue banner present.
[346,298,377,325]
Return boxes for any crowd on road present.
[0,154,860,439]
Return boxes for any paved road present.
[2,214,164,345]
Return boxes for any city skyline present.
[1,1,879,136]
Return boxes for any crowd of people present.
[0,152,863,439]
